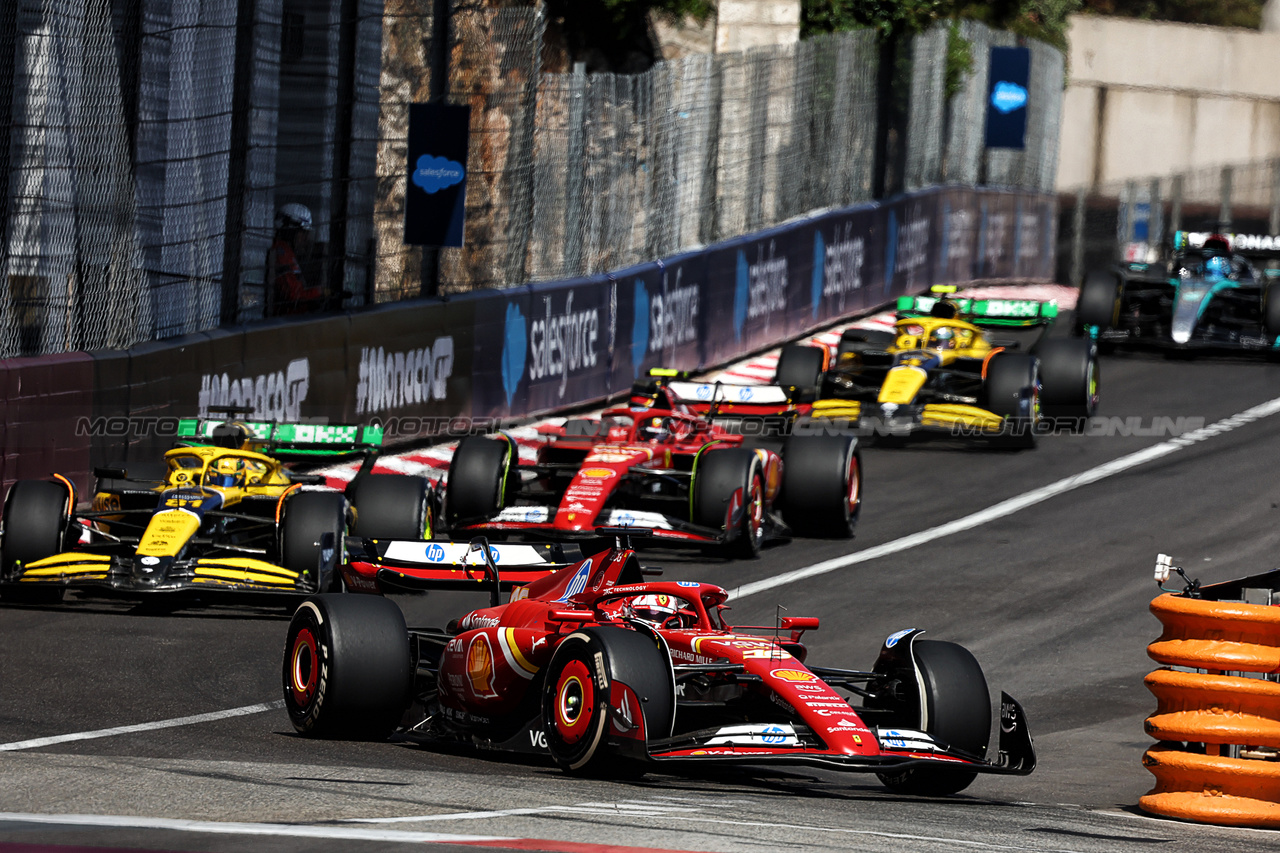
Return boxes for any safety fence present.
[1058,159,1280,284]
[1143,562,1280,828]
[0,184,1055,496]
[0,1,1064,360]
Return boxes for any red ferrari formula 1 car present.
[442,395,860,557]
[282,533,1036,794]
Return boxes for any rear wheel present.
[778,435,860,538]
[283,594,412,739]
[691,449,764,558]
[348,474,432,540]
[1077,270,1122,332]
[1265,281,1280,345]
[445,436,514,529]
[280,491,346,592]
[875,640,991,796]
[542,627,673,776]
[1,480,72,603]
[773,344,827,393]
[1036,338,1099,431]
[983,354,1039,449]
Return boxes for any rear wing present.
[176,418,384,459]
[665,380,794,407]
[895,295,1059,327]
[349,538,578,596]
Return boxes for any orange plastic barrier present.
[1141,593,1280,827]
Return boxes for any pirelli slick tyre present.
[280,491,346,592]
[283,594,412,740]
[773,344,826,393]
[690,449,765,558]
[446,436,515,529]
[0,479,72,603]
[348,474,432,540]
[1077,270,1123,331]
[1264,281,1280,345]
[1037,338,1099,430]
[983,354,1039,449]
[778,435,860,538]
[542,627,674,776]
[875,640,991,796]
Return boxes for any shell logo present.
[466,634,499,698]
[580,468,615,479]
[771,669,817,683]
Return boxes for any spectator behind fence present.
[269,203,323,316]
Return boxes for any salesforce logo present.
[412,155,465,193]
[991,81,1028,114]
[425,543,446,563]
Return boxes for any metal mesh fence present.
[0,3,1063,358]
[1058,159,1280,285]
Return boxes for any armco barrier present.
[0,184,1056,495]
[1142,585,1280,828]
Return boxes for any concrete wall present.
[715,0,800,53]
[1058,15,1280,190]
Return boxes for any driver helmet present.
[625,594,683,628]
[205,456,245,489]
[638,416,670,443]
[1205,255,1231,281]
[275,203,313,232]
[931,326,956,350]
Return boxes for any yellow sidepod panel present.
[878,366,928,405]
[136,510,200,557]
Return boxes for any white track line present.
[733,395,1280,601]
[0,813,508,844]
[0,701,285,752]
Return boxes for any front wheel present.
[778,435,860,538]
[1,479,73,603]
[1037,338,1099,430]
[280,491,346,592]
[1076,270,1123,332]
[691,449,764,558]
[983,354,1039,449]
[773,344,827,393]
[348,474,432,540]
[445,436,515,529]
[875,640,991,796]
[282,594,412,739]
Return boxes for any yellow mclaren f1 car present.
[0,415,432,604]
[773,286,1100,448]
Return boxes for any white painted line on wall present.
[733,395,1280,601]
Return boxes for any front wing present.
[5,551,311,597]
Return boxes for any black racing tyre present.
[280,491,346,592]
[690,448,764,558]
[837,328,896,359]
[1265,281,1280,343]
[1077,270,1122,331]
[982,354,1039,449]
[542,626,674,775]
[0,479,72,602]
[283,594,413,739]
[348,474,432,540]
[445,436,514,528]
[1036,338,1099,430]
[773,344,827,392]
[875,640,991,797]
[778,435,860,538]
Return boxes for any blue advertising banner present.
[405,103,470,247]
[985,47,1030,150]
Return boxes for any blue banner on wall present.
[405,103,471,247]
[985,47,1030,150]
